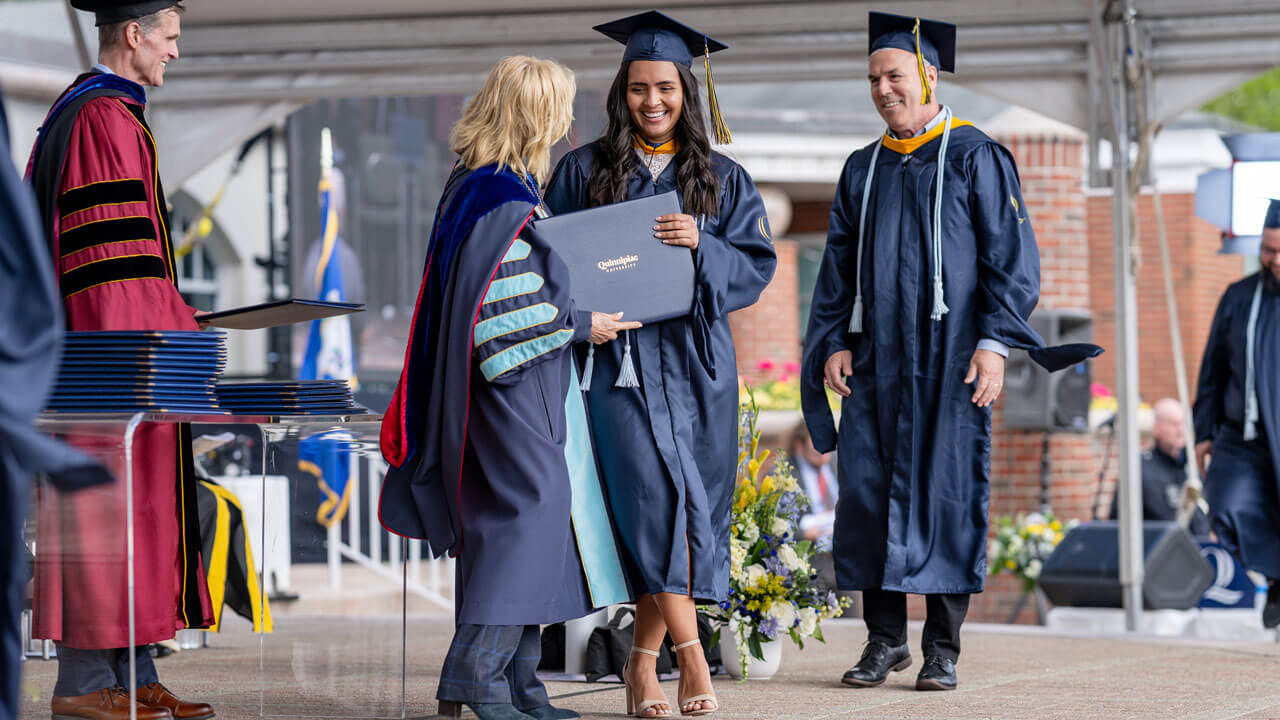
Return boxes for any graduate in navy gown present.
[1193,200,1280,630]
[800,12,1100,692]
[544,11,776,717]
[378,56,632,720]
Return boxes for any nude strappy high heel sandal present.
[673,639,717,716]
[624,646,671,717]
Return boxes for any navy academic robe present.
[1193,272,1280,579]
[801,119,1100,594]
[379,163,628,625]
[545,143,776,603]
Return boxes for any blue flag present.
[299,170,356,528]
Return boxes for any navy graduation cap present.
[1265,199,1280,229]
[594,10,728,67]
[868,11,956,104]
[594,10,734,144]
[70,0,181,25]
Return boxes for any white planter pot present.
[718,623,782,680]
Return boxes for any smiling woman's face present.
[626,60,684,145]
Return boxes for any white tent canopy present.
[6,1,1277,187]
[149,0,1280,177]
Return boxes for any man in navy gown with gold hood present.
[801,12,1101,692]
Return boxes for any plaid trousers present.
[437,624,547,709]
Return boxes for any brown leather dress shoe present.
[135,683,215,720]
[51,687,173,720]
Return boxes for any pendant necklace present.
[518,168,548,218]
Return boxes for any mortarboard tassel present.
[912,18,932,106]
[929,106,954,322]
[930,278,949,321]
[580,344,596,392]
[615,330,640,388]
[849,140,881,334]
[848,296,864,334]
[704,39,733,145]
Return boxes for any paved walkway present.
[18,616,1280,719]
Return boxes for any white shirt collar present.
[887,105,946,139]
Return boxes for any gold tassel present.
[912,18,932,106]
[704,39,733,145]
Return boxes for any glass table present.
[29,412,444,720]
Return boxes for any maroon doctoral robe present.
[26,72,213,649]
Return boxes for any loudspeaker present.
[1003,308,1094,432]
[1037,521,1214,610]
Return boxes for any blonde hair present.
[449,56,576,184]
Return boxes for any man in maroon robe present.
[26,2,215,718]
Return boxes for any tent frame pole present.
[1100,0,1146,631]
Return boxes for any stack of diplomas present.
[46,331,227,413]
[214,380,364,415]
[45,329,366,416]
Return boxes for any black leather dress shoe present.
[915,656,958,691]
[841,640,912,687]
[1264,580,1280,630]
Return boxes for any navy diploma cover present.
[531,191,692,325]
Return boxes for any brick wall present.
[730,238,802,384]
[1085,192,1242,405]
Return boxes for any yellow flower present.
[1005,559,1016,570]
[759,475,776,495]
[1050,520,1062,531]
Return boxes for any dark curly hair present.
[586,61,720,218]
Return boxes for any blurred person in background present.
[789,422,837,544]
[1110,398,1211,536]
[1193,199,1280,630]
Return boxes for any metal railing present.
[325,453,453,611]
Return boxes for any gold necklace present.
[516,168,547,216]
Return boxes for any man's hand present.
[1195,440,1213,477]
[589,312,642,344]
[193,310,211,330]
[655,213,699,250]
[965,348,1005,408]
[824,350,852,397]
